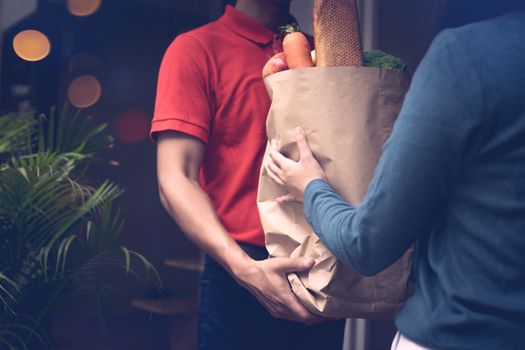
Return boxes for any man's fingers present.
[303,315,329,326]
[262,287,325,324]
[255,288,302,322]
[286,296,313,318]
[294,127,314,160]
[283,293,326,325]
[258,296,286,320]
[273,257,315,273]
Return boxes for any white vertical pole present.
[343,319,350,350]
[344,319,370,350]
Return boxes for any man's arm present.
[157,131,324,324]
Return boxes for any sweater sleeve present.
[304,30,485,276]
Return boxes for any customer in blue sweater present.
[265,5,525,350]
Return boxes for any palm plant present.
[0,107,160,349]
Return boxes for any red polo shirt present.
[151,6,286,246]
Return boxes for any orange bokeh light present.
[68,75,101,108]
[67,0,102,17]
[13,30,51,62]
[114,110,150,144]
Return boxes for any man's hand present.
[265,127,326,203]
[233,256,326,325]
[158,131,328,325]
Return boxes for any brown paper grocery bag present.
[257,66,413,319]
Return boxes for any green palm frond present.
[85,202,124,253]
[0,106,112,171]
[38,105,112,157]
[0,273,18,314]
[0,316,52,350]
[1,106,160,349]
[72,204,162,288]
[10,151,88,179]
[74,248,162,288]
[0,165,122,264]
[0,113,36,160]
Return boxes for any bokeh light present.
[68,75,101,108]
[67,0,102,17]
[12,30,51,62]
[114,109,150,143]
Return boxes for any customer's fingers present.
[266,156,283,175]
[295,127,314,161]
[266,161,284,185]
[269,148,292,168]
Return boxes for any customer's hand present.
[234,256,326,325]
[265,127,326,203]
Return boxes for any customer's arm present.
[305,30,485,275]
[157,131,324,324]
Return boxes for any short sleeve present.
[150,34,214,144]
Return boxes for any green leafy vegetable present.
[364,50,408,71]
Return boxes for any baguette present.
[313,0,364,67]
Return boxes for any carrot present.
[262,52,288,78]
[283,32,314,69]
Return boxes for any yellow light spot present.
[68,75,101,108]
[67,0,102,17]
[13,30,51,62]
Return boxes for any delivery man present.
[150,0,345,349]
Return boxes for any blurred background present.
[0,0,444,349]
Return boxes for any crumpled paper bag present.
[257,66,413,319]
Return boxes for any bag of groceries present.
[256,0,413,319]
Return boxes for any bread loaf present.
[313,0,364,67]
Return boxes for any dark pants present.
[197,243,345,350]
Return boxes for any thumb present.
[295,127,314,160]
[273,257,315,273]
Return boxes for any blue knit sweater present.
[304,12,525,350]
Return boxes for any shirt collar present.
[219,5,281,45]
